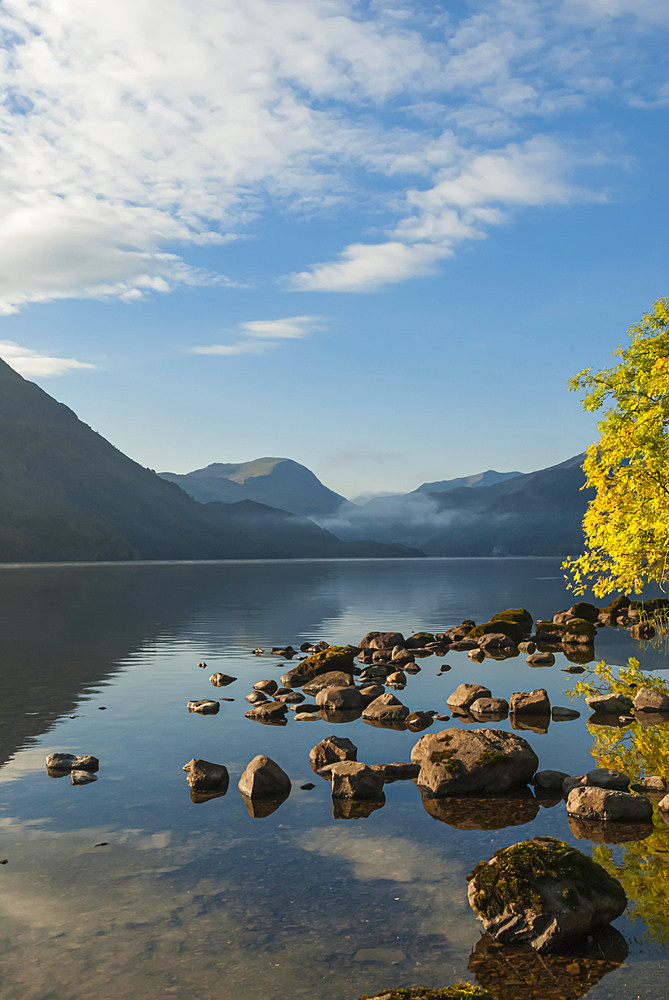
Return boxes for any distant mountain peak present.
[412,468,522,495]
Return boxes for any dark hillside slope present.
[0,361,416,561]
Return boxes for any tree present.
[564,297,669,597]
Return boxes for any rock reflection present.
[569,815,654,844]
[361,717,407,731]
[189,789,228,805]
[240,791,290,818]
[333,795,385,820]
[469,927,628,1000]
[319,708,362,725]
[419,789,539,830]
[510,715,549,735]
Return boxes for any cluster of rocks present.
[45,752,99,785]
[585,685,669,728]
[445,682,580,731]
[183,753,291,814]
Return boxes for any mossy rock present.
[535,620,564,636]
[467,836,625,925]
[467,620,524,644]
[567,601,599,622]
[356,984,494,1000]
[407,631,436,647]
[629,598,669,619]
[561,618,597,640]
[490,608,533,630]
[601,595,630,614]
[287,645,357,681]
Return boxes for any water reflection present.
[420,790,540,830]
[469,929,628,1000]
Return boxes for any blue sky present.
[0,0,667,497]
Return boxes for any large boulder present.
[467,837,627,952]
[566,786,653,823]
[286,645,357,682]
[447,683,492,710]
[358,631,405,651]
[309,735,357,773]
[237,755,291,799]
[411,728,538,798]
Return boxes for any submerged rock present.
[209,673,236,687]
[412,728,538,798]
[45,753,99,773]
[467,836,626,952]
[187,699,220,714]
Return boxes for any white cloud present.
[0,340,95,376]
[0,0,665,309]
[193,314,323,355]
[290,241,448,292]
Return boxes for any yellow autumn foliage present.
[564,297,669,597]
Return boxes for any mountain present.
[316,455,591,557]
[0,359,418,561]
[160,457,352,518]
[411,468,521,494]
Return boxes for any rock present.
[45,753,99,773]
[566,786,653,823]
[518,641,536,654]
[568,601,599,623]
[478,633,517,653]
[353,947,406,965]
[182,758,229,793]
[244,701,288,722]
[252,648,263,655]
[468,648,485,662]
[585,767,630,791]
[309,735,358,773]
[467,837,627,952]
[405,710,435,731]
[509,689,550,716]
[293,712,319,720]
[630,775,666,797]
[287,644,357,681]
[245,690,268,704]
[198,661,207,668]
[404,662,421,674]
[275,689,304,704]
[209,672,236,686]
[412,728,539,797]
[390,646,415,665]
[329,761,385,799]
[362,692,409,724]
[303,671,355,695]
[358,665,389,682]
[71,770,97,785]
[532,769,570,790]
[586,693,633,714]
[633,686,669,713]
[386,670,407,686]
[253,679,278,695]
[359,631,405,650]
[551,706,580,720]
[449,639,479,651]
[446,683,492,710]
[187,699,220,714]
[358,683,385,704]
[469,697,509,717]
[238,755,291,799]
[270,645,296,656]
[374,762,420,782]
[526,651,554,667]
[405,631,436,648]
[658,793,669,819]
[280,672,305,687]
[315,686,363,711]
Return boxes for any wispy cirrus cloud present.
[0,0,666,310]
[193,315,323,356]
[0,340,95,377]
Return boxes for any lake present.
[0,557,667,1000]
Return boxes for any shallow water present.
[0,558,667,1000]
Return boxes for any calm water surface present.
[0,558,667,1000]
